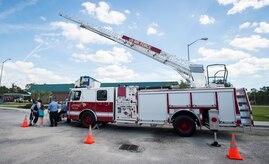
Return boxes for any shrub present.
[22,103,32,109]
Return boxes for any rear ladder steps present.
[236,88,253,131]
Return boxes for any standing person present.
[48,96,59,127]
[29,99,41,126]
[39,104,45,127]
[58,100,67,121]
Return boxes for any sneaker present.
[29,123,33,126]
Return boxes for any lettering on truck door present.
[95,89,114,122]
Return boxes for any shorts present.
[39,115,44,118]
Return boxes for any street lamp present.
[0,58,11,86]
[187,37,208,61]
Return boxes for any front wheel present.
[173,115,196,137]
[66,118,71,123]
[80,112,96,128]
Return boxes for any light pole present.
[0,58,11,86]
[187,37,208,61]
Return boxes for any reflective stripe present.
[69,111,80,116]
[69,111,113,117]
[96,112,113,117]
[230,143,237,148]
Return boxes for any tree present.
[31,90,52,103]
[179,80,190,89]
[25,83,35,91]
[0,86,9,95]
[0,83,28,95]
[248,86,269,105]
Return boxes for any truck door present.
[67,90,82,120]
[95,88,114,122]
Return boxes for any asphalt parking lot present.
[0,108,268,164]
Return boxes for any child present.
[39,104,45,127]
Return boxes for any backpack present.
[33,104,39,111]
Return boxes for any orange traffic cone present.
[84,125,95,144]
[226,134,243,160]
[21,114,29,128]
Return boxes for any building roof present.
[28,81,179,93]
[28,84,75,92]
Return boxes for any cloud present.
[147,23,164,36]
[194,47,251,62]
[24,35,59,61]
[239,21,258,30]
[239,22,251,29]
[82,1,126,25]
[0,0,38,19]
[95,64,135,79]
[124,10,131,14]
[103,26,112,31]
[71,47,132,64]
[40,16,46,21]
[254,22,269,33]
[199,15,215,25]
[0,23,53,34]
[229,35,269,51]
[51,21,114,46]
[128,22,138,30]
[218,0,269,15]
[239,21,269,33]
[3,61,72,88]
[75,43,85,50]
[228,57,269,76]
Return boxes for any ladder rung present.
[241,117,251,119]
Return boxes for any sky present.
[0,0,269,90]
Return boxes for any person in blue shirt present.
[29,99,41,126]
[48,96,59,127]
[58,100,67,121]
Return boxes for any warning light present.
[211,117,217,122]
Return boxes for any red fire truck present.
[61,14,253,136]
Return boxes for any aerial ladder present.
[59,14,209,87]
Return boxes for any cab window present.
[97,90,107,101]
[72,91,81,101]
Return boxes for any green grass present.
[0,102,29,107]
[0,102,51,109]
[252,106,269,122]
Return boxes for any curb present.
[253,122,269,127]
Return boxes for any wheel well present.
[79,109,96,121]
[171,110,200,126]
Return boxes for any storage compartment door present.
[138,93,167,121]
[218,91,236,124]
[192,92,216,107]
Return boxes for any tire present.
[66,118,71,123]
[80,112,96,128]
[173,115,196,137]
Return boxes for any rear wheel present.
[173,115,196,137]
[80,112,96,128]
